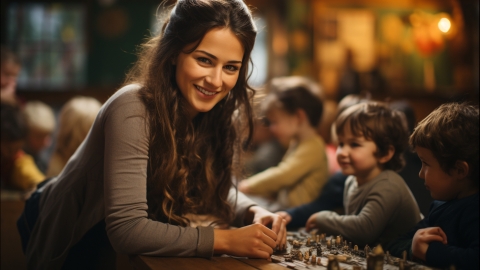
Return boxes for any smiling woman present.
[21,0,286,269]
[175,27,244,117]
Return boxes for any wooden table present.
[131,255,287,270]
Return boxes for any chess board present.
[270,229,435,270]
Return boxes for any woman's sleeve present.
[227,187,257,227]
[103,94,214,257]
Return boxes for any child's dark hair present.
[410,102,479,183]
[263,76,324,127]
[0,103,27,141]
[335,101,409,171]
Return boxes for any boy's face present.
[416,146,460,201]
[266,107,299,145]
[336,125,383,184]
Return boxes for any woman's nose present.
[205,67,222,88]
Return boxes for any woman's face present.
[175,27,244,118]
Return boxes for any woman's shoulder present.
[102,84,146,116]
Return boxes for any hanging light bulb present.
[438,17,451,33]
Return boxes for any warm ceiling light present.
[438,17,451,33]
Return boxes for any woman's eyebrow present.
[195,50,242,64]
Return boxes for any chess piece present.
[306,238,311,246]
[349,242,352,249]
[316,244,322,256]
[327,255,340,270]
[367,245,384,270]
[299,251,303,261]
[316,234,320,244]
[399,259,405,270]
[386,251,393,264]
[354,245,359,251]
[312,254,316,265]
[327,239,332,249]
[317,257,322,265]
[352,266,362,270]
[336,235,341,246]
[364,244,371,258]
[305,250,310,261]
[402,250,407,261]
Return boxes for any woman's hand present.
[214,224,277,259]
[275,211,292,225]
[412,227,447,261]
[247,206,287,251]
[305,212,319,232]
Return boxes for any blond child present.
[305,102,421,248]
[238,76,329,211]
[46,96,102,177]
[387,103,478,269]
[23,101,56,173]
[1,103,44,190]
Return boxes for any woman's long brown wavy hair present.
[123,0,257,226]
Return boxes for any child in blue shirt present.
[387,103,479,269]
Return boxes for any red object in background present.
[413,24,444,57]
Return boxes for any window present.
[7,3,86,90]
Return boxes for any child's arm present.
[421,214,479,269]
[303,178,413,246]
[412,227,447,261]
[283,171,347,228]
[239,141,325,195]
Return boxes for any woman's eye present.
[224,65,239,72]
[197,57,211,64]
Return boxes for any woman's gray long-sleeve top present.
[25,85,256,269]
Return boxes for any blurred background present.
[1,0,478,269]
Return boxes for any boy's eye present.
[338,142,344,147]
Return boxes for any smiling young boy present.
[387,103,479,269]
[305,102,422,248]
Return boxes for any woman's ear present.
[378,145,395,164]
[453,160,469,180]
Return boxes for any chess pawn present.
[317,257,322,266]
[364,244,371,258]
[316,244,322,256]
[316,234,320,244]
[312,254,316,265]
[402,250,407,261]
[386,251,393,264]
[366,245,384,270]
[299,252,303,261]
[399,260,405,270]
[354,245,359,252]
[327,239,332,249]
[327,255,340,270]
[305,250,310,261]
[336,235,341,246]
[306,238,311,247]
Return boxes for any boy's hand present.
[305,213,320,232]
[275,211,292,224]
[412,227,447,261]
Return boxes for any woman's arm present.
[103,91,214,257]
